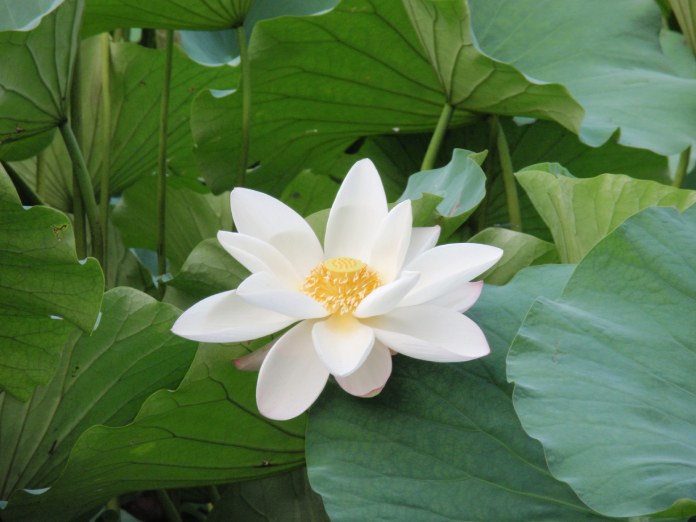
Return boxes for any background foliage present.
[1,0,695,520]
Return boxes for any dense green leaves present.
[8,39,234,210]
[306,265,613,521]
[0,198,103,400]
[508,206,696,517]
[4,344,307,522]
[516,166,696,262]
[192,0,585,194]
[0,0,82,160]
[0,288,196,498]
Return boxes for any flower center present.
[303,257,381,315]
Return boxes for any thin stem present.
[208,485,221,503]
[60,121,103,262]
[72,170,86,259]
[237,25,251,186]
[493,116,522,232]
[672,146,691,187]
[421,102,453,171]
[100,33,112,275]
[36,150,45,200]
[156,490,183,522]
[156,30,175,296]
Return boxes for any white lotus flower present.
[172,159,502,420]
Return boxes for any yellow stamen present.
[303,257,381,315]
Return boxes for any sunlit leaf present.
[516,166,696,262]
[470,0,696,156]
[0,0,63,31]
[0,199,103,400]
[307,265,614,521]
[507,206,696,517]
[0,287,196,499]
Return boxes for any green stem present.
[100,33,112,275]
[156,30,175,296]
[493,116,522,232]
[60,120,103,261]
[208,485,221,503]
[36,150,45,200]
[237,25,251,186]
[156,490,183,522]
[72,170,87,259]
[672,146,691,187]
[421,102,453,171]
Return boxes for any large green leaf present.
[82,0,252,35]
[306,265,614,521]
[0,287,196,499]
[0,0,82,160]
[208,468,329,522]
[469,0,696,156]
[516,167,696,262]
[403,0,579,116]
[0,0,63,31]
[112,176,229,273]
[398,148,486,239]
[0,199,103,400]
[192,0,583,194]
[4,343,306,522]
[507,206,696,518]
[9,39,234,211]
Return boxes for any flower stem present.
[421,102,454,171]
[493,116,522,232]
[100,33,112,275]
[156,29,175,296]
[672,146,691,187]
[237,25,251,187]
[59,120,103,262]
[156,490,183,522]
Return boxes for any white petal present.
[353,271,420,318]
[335,341,392,397]
[403,226,440,265]
[368,200,413,283]
[400,243,503,307]
[237,272,329,319]
[424,280,484,312]
[324,159,388,260]
[171,290,296,343]
[217,231,300,286]
[230,188,323,277]
[256,321,329,420]
[312,315,375,377]
[364,305,490,362]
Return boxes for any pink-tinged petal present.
[237,272,329,319]
[353,271,420,318]
[230,188,323,277]
[324,159,388,260]
[400,243,503,307]
[234,344,272,372]
[364,305,490,362]
[403,226,440,265]
[424,280,484,313]
[368,200,413,283]
[312,314,375,377]
[217,231,300,286]
[171,290,296,343]
[256,321,329,420]
[335,341,392,397]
